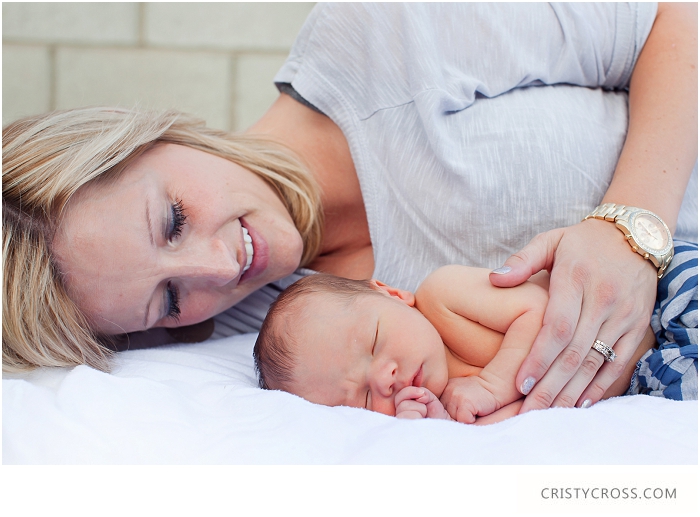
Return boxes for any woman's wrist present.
[583,203,674,279]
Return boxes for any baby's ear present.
[370,280,415,307]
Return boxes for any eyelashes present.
[168,199,187,241]
[166,281,181,322]
[166,198,186,322]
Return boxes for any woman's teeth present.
[242,226,254,273]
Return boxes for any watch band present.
[586,203,630,222]
[584,203,674,279]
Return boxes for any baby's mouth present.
[242,225,254,273]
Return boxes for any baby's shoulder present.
[421,264,490,286]
[417,264,549,310]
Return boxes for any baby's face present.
[289,284,448,416]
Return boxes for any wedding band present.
[591,339,616,362]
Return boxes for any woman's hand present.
[490,219,657,413]
[395,386,453,420]
[491,2,696,414]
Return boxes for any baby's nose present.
[374,363,397,398]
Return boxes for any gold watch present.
[584,203,674,279]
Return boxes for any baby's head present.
[253,273,448,416]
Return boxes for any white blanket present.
[3,333,697,464]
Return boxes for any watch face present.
[632,212,670,252]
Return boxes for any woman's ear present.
[370,279,415,306]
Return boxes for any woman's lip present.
[239,218,268,283]
[412,365,423,387]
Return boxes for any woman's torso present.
[214,2,698,337]
[274,2,699,294]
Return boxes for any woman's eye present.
[165,281,181,322]
[168,199,187,241]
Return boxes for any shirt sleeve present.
[275,2,658,118]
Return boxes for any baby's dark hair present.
[253,273,384,391]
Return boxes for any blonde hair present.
[2,107,324,373]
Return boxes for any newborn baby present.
[254,266,654,424]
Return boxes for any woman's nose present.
[175,237,240,286]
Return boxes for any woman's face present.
[52,143,303,335]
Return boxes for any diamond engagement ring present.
[591,339,616,362]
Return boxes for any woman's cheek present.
[179,293,223,326]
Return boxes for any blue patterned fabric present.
[628,240,698,400]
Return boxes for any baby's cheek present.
[429,374,449,400]
[372,396,397,417]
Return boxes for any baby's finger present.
[394,386,427,406]
[424,394,451,420]
[395,399,428,418]
[447,401,478,424]
[396,410,426,420]
[453,407,477,424]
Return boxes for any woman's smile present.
[238,217,269,284]
[241,226,254,273]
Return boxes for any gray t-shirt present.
[214,2,698,337]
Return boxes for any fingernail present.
[581,399,592,409]
[520,377,535,395]
[491,266,512,275]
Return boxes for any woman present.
[3,3,697,418]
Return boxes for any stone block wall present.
[2,2,315,131]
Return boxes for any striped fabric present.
[628,240,698,400]
[211,268,314,338]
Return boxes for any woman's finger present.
[489,229,564,288]
[515,262,588,405]
[552,344,608,408]
[541,285,629,408]
[577,327,653,407]
[518,263,633,412]
[517,220,658,413]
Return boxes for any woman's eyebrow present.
[145,199,155,247]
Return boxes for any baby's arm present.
[394,385,523,425]
[474,399,524,425]
[416,265,548,423]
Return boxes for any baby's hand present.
[395,386,453,420]
[440,376,499,424]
